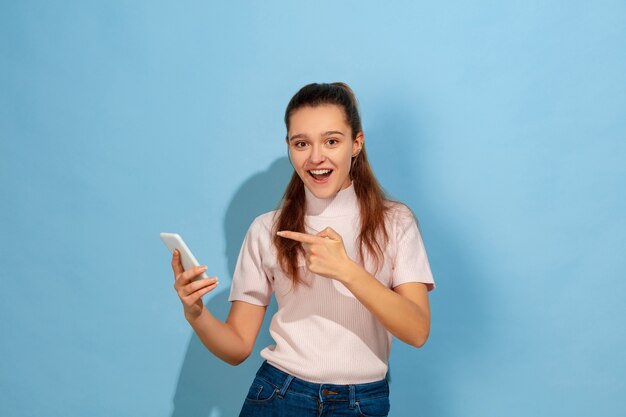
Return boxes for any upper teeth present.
[310,169,331,175]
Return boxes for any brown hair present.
[272,82,390,285]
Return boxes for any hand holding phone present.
[162,232,219,319]
[160,233,209,280]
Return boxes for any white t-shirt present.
[228,182,435,384]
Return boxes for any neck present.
[304,182,358,217]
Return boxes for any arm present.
[277,228,431,348]
[342,265,430,347]
[186,301,267,366]
[171,250,266,365]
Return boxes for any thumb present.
[317,227,342,241]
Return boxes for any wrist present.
[184,306,206,323]
[339,260,364,286]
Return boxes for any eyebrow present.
[288,130,345,141]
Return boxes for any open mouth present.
[308,169,333,182]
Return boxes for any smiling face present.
[287,104,363,199]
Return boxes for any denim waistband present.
[255,361,389,405]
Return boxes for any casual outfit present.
[229,182,435,416]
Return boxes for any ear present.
[352,132,364,156]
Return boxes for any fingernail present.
[277,231,284,236]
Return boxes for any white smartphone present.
[160,233,209,280]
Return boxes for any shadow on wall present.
[170,157,292,417]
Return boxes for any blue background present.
[1,1,625,416]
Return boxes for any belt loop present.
[278,374,294,398]
[349,384,356,408]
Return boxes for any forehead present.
[288,105,349,135]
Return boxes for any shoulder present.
[383,200,423,244]
[247,209,281,236]
[384,200,417,227]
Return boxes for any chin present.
[303,180,344,199]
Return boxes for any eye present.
[293,141,308,149]
[326,138,339,146]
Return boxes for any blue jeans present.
[238,361,390,417]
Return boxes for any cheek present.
[289,151,308,172]
[336,149,353,170]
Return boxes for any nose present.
[309,144,326,164]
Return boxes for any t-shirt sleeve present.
[391,207,436,291]
[228,217,273,306]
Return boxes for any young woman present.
[171,82,435,416]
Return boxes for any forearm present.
[185,307,250,365]
[341,263,430,347]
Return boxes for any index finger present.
[277,230,320,244]
[171,249,184,277]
